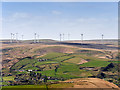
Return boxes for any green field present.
[64,57,82,64]
[3,49,114,88]
[79,60,111,67]
[11,58,38,70]
[40,52,66,59]
[2,82,73,88]
[10,52,111,79]
[2,85,46,88]
[3,76,14,81]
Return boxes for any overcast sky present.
[2,2,118,40]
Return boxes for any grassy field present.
[2,85,47,88]
[64,57,82,64]
[11,58,38,70]
[79,60,111,67]
[40,52,66,59]
[3,76,14,81]
[10,52,111,79]
[2,83,74,88]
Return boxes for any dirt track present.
[62,78,120,89]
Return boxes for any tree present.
[13,72,43,85]
[43,75,48,83]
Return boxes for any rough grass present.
[41,52,65,59]
[64,57,82,64]
[76,49,104,55]
[74,54,109,61]
[52,56,73,62]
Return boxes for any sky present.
[2,2,118,40]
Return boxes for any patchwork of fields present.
[1,40,119,88]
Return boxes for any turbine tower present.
[81,34,83,42]
[22,35,24,41]
[37,34,39,43]
[13,33,15,42]
[102,34,104,44]
[16,33,18,42]
[34,33,37,43]
[60,33,62,41]
[10,33,13,43]
[63,33,64,41]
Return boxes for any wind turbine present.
[81,34,83,42]
[10,33,13,43]
[16,33,18,43]
[37,34,39,43]
[34,33,37,43]
[13,33,15,42]
[101,34,104,44]
[63,33,64,41]
[60,33,62,41]
[21,35,24,41]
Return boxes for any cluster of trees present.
[13,72,48,85]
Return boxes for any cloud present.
[52,10,62,15]
[3,12,31,23]
[12,12,30,18]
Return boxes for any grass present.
[35,62,83,79]
[11,58,38,70]
[48,83,74,88]
[2,83,74,88]
[40,52,66,59]
[24,67,39,70]
[10,52,105,79]
[52,56,74,62]
[36,70,56,77]
[111,61,120,63]
[57,63,88,79]
[47,80,60,82]
[2,82,10,86]
[76,49,104,55]
[64,57,82,64]
[55,62,87,78]
[35,61,59,66]
[2,85,46,88]
[3,76,14,81]
[9,52,112,82]
[79,60,111,67]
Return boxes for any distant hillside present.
[0,39,58,44]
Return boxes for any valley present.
[0,39,119,89]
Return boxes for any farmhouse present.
[38,58,48,62]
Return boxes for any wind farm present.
[1,32,119,89]
[1,1,118,89]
